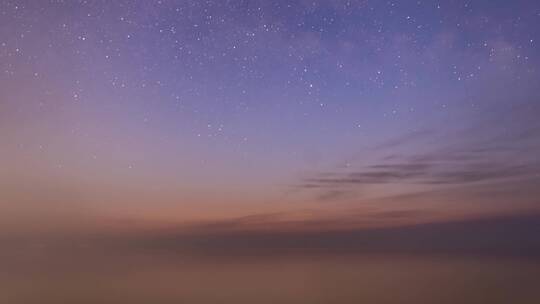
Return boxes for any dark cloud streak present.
[128,213,540,260]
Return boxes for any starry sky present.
[1,0,540,234]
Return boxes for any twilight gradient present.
[1,1,540,303]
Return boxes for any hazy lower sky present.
[1,0,540,235]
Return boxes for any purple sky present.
[1,0,540,232]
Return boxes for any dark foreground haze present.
[2,214,540,303]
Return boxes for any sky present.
[1,0,540,235]
[3,1,540,303]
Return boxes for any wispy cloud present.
[294,99,540,202]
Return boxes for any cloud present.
[294,97,540,202]
[299,151,537,196]
[126,212,540,260]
